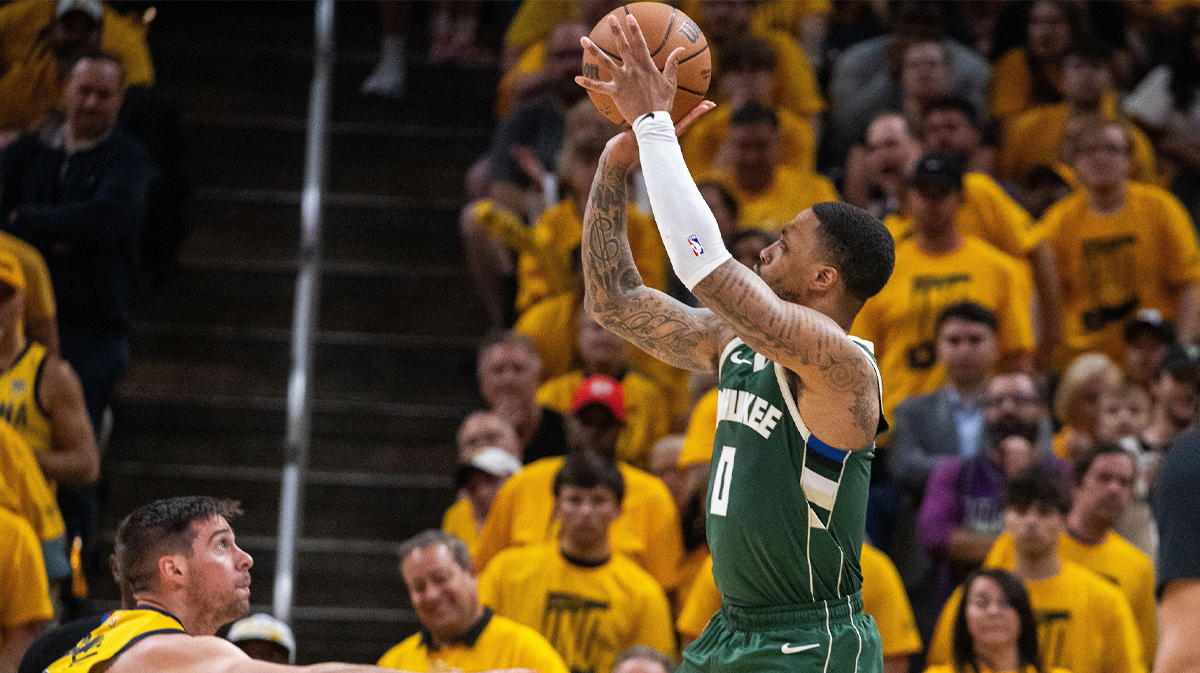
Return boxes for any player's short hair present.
[614,645,676,673]
[115,496,243,593]
[935,301,998,337]
[1006,464,1072,515]
[729,101,779,131]
[953,569,1040,673]
[553,451,625,503]
[1073,442,1135,486]
[922,95,979,127]
[397,529,474,571]
[718,36,777,74]
[811,201,895,303]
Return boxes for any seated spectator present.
[226,614,295,665]
[1041,117,1200,370]
[1144,344,1200,451]
[844,113,923,219]
[923,569,1066,673]
[612,644,676,673]
[455,411,521,463]
[1095,384,1158,558]
[1123,8,1200,224]
[1123,309,1174,394]
[0,420,69,586]
[479,453,676,673]
[927,464,1145,673]
[0,507,52,673]
[442,447,523,552]
[377,530,568,673]
[681,37,816,177]
[1052,353,1124,462]
[852,154,1035,422]
[476,332,566,465]
[675,543,922,671]
[0,251,97,489]
[983,445,1157,667]
[538,316,671,470]
[0,0,154,136]
[0,232,57,354]
[998,39,1158,186]
[990,0,1087,122]
[921,96,996,178]
[703,102,838,232]
[0,51,155,433]
[829,0,989,166]
[474,376,684,592]
[892,302,1001,499]
[918,372,1042,604]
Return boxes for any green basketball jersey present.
[706,336,885,608]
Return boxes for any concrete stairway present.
[94,1,496,662]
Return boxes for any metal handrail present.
[273,0,335,625]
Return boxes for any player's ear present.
[811,264,839,293]
[159,553,187,587]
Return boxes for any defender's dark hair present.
[718,36,778,74]
[923,95,980,127]
[936,301,998,337]
[115,496,243,592]
[811,202,895,303]
[952,569,1043,673]
[729,101,779,131]
[1006,464,1072,515]
[1072,442,1135,486]
[397,530,474,572]
[553,451,625,503]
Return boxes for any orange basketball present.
[582,2,711,125]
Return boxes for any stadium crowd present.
[3,1,1200,673]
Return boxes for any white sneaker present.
[361,63,406,98]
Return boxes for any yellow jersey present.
[46,608,185,673]
[926,666,1071,673]
[678,388,718,469]
[478,542,676,673]
[682,105,816,177]
[0,420,63,543]
[927,561,1146,673]
[537,371,671,471]
[0,507,52,652]
[0,342,51,456]
[441,499,479,551]
[852,236,1035,421]
[984,531,1157,667]
[0,231,56,329]
[884,173,1042,258]
[705,165,840,232]
[1042,183,1200,370]
[377,608,569,673]
[474,456,684,592]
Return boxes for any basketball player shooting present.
[576,14,896,673]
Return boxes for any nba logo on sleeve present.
[688,234,704,257]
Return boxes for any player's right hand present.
[601,100,715,171]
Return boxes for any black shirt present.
[1153,426,1200,597]
[522,408,567,464]
[19,614,105,673]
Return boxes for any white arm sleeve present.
[632,111,732,290]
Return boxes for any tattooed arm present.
[583,145,734,374]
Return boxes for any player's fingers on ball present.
[573,75,614,95]
[662,46,685,81]
[607,15,634,60]
[581,37,620,71]
[625,14,651,56]
[675,101,715,134]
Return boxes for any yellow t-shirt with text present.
[474,456,684,591]
[479,542,676,673]
[998,102,1157,185]
[706,166,839,232]
[852,237,1035,421]
[927,561,1145,673]
[1042,183,1200,369]
[377,610,569,673]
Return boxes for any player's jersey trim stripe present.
[807,434,849,463]
[801,468,838,511]
[849,594,864,673]
[773,362,812,441]
[718,338,744,378]
[822,603,834,673]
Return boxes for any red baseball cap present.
[570,375,625,423]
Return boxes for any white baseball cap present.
[56,0,103,21]
[456,447,522,487]
[227,613,297,664]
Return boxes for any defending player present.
[576,15,896,673]
[44,497,530,673]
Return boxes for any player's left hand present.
[576,14,681,123]
[602,100,715,170]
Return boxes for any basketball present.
[582,2,711,125]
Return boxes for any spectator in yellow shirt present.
[479,452,677,673]
[1041,117,1200,370]
[703,102,839,232]
[442,447,523,552]
[377,529,569,673]
[852,154,1035,421]
[998,40,1158,186]
[990,0,1087,121]
[927,465,1146,673]
[537,314,672,470]
[981,445,1157,667]
[0,506,51,673]
[681,37,816,178]
[474,376,684,592]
